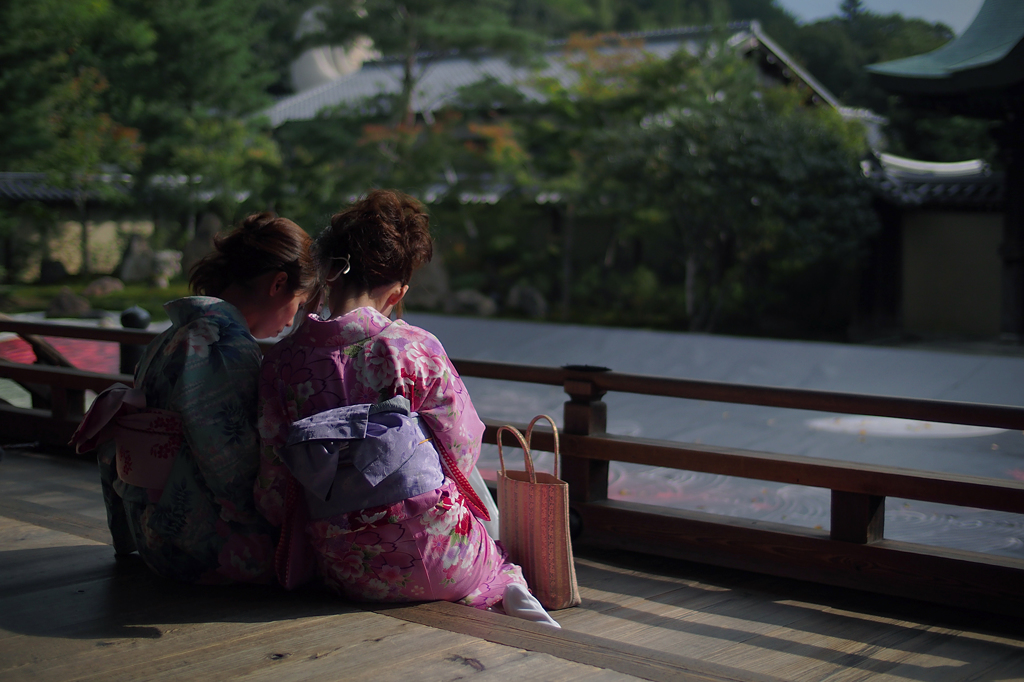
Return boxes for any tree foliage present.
[262,26,881,335]
[564,46,877,332]
[500,0,996,164]
[308,0,541,125]
[0,0,970,338]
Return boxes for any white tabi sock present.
[501,583,561,628]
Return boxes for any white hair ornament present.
[326,254,351,283]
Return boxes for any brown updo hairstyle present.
[316,189,433,295]
[189,212,318,298]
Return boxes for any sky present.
[772,0,986,34]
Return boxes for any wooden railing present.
[2,318,1024,616]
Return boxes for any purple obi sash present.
[281,396,444,519]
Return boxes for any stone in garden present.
[38,259,68,285]
[182,212,222,277]
[152,250,182,288]
[82,276,125,298]
[118,235,155,284]
[46,286,91,318]
[405,254,450,310]
[506,284,548,319]
[443,289,497,317]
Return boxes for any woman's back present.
[83,212,317,584]
[258,305,525,605]
[256,190,558,625]
[114,297,273,583]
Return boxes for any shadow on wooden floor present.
[0,544,352,640]
[4,449,1024,682]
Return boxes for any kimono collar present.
[163,296,251,335]
[296,306,402,348]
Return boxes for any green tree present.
[168,116,282,228]
[0,0,148,276]
[577,48,878,332]
[840,0,865,21]
[508,0,596,35]
[792,13,951,113]
[254,0,329,96]
[312,0,541,126]
[35,67,143,274]
[776,5,993,164]
[0,0,150,169]
[110,0,276,178]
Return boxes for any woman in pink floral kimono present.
[257,190,558,625]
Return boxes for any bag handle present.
[497,424,536,484]
[525,414,560,479]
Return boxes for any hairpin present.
[326,254,351,282]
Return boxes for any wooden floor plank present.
[861,626,1024,682]
[0,497,110,545]
[376,600,782,682]
[0,515,102,551]
[68,614,433,682]
[232,620,602,682]
[703,618,927,682]
[4,450,1024,682]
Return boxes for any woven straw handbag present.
[496,415,581,610]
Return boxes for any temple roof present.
[866,0,1024,110]
[862,152,1003,210]
[0,173,97,205]
[262,21,863,127]
[0,172,133,206]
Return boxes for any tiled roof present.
[0,172,130,204]
[0,173,84,203]
[261,21,853,127]
[862,153,1004,209]
[866,0,1024,94]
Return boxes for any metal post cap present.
[120,305,151,329]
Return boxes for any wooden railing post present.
[562,365,610,504]
[119,306,152,376]
[830,491,885,543]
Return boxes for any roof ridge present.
[354,21,757,68]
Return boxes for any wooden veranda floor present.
[1,449,1022,682]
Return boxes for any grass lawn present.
[0,278,191,321]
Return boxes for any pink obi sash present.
[114,409,184,490]
[70,383,146,454]
[71,383,184,490]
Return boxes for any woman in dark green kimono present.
[79,213,319,583]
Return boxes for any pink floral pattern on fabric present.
[257,307,526,607]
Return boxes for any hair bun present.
[317,189,432,291]
[189,213,318,298]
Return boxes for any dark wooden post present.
[561,365,609,504]
[830,491,885,544]
[999,118,1024,338]
[119,306,151,376]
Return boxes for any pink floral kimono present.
[256,307,527,607]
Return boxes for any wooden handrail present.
[591,372,1024,430]
[3,317,1024,616]
[6,319,1021,429]
[0,362,131,392]
[455,359,1024,430]
[484,422,1024,513]
[0,318,283,353]
[0,319,160,346]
